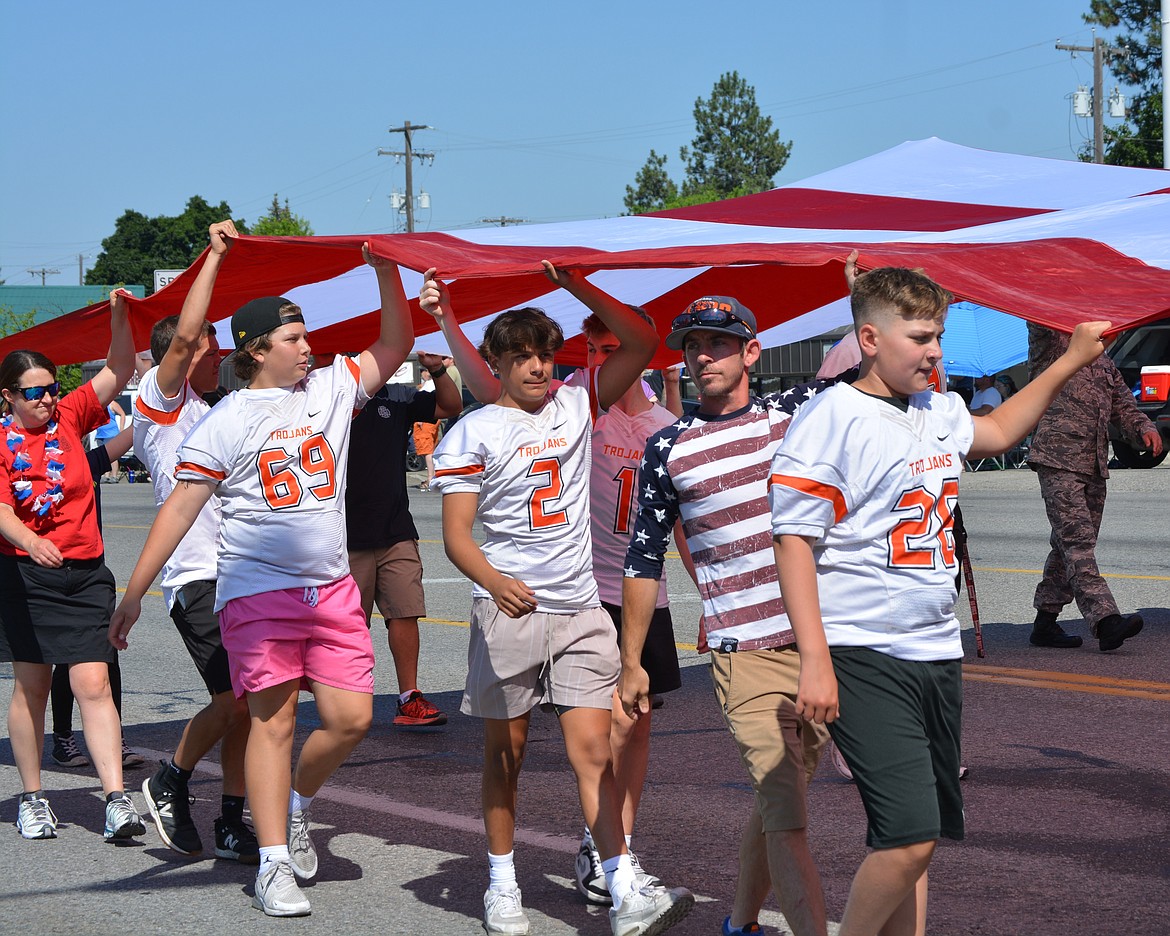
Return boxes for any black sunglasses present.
[17,382,60,402]
[670,305,755,337]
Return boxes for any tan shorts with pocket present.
[462,598,619,719]
[710,645,830,832]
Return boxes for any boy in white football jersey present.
[770,266,1111,936]
[110,244,413,918]
[129,220,256,864]
[420,266,694,936]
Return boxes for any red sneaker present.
[394,690,448,727]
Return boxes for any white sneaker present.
[287,809,318,879]
[484,885,530,935]
[16,794,58,839]
[609,884,694,936]
[574,838,610,904]
[252,860,311,917]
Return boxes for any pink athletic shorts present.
[218,576,374,698]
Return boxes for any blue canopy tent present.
[940,301,1029,378]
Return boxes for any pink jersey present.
[590,402,678,607]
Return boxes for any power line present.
[26,267,60,286]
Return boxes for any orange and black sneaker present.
[394,690,448,727]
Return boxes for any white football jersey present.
[175,356,370,611]
[769,383,974,661]
[133,368,220,610]
[431,384,599,613]
[591,402,677,607]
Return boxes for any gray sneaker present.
[483,885,530,935]
[286,809,318,880]
[609,884,694,936]
[628,852,662,890]
[252,860,311,917]
[103,793,146,842]
[16,794,58,839]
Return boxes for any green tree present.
[623,72,791,214]
[86,196,247,294]
[1083,0,1163,166]
[251,194,315,237]
[623,150,679,214]
[680,71,791,198]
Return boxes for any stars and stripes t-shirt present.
[769,384,974,661]
[624,384,829,650]
[174,355,370,611]
[133,367,219,610]
[431,384,599,613]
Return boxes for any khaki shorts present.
[462,598,619,719]
[348,541,427,623]
[710,646,830,832]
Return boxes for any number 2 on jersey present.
[527,457,569,530]
[257,433,338,510]
[887,478,958,569]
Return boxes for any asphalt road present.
[1,465,1168,936]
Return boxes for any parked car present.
[1105,320,1170,468]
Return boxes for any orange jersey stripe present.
[770,473,848,523]
[135,393,184,426]
[435,464,485,478]
[343,356,361,384]
[175,461,227,481]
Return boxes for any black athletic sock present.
[160,759,194,792]
[221,795,245,825]
[106,790,125,802]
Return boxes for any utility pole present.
[1057,36,1125,163]
[27,267,59,286]
[77,253,90,285]
[378,121,433,232]
[479,216,526,227]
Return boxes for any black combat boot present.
[1097,613,1143,652]
[1029,610,1083,648]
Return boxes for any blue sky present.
[0,0,1134,287]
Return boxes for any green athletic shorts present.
[828,646,964,849]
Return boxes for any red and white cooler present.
[1139,365,1170,403]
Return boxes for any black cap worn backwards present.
[231,296,304,350]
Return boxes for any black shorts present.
[828,647,964,849]
[601,601,682,695]
[0,555,116,665]
[170,580,233,697]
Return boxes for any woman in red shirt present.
[0,289,142,842]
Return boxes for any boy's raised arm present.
[156,220,237,398]
[358,243,415,396]
[420,268,500,404]
[969,320,1111,458]
[541,261,658,411]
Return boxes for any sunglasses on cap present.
[16,382,60,402]
[670,304,755,337]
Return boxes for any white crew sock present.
[602,852,637,905]
[488,850,518,890]
[289,790,313,814]
[259,844,291,871]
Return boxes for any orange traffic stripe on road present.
[963,664,1170,702]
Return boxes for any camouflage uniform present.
[1026,325,1155,635]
